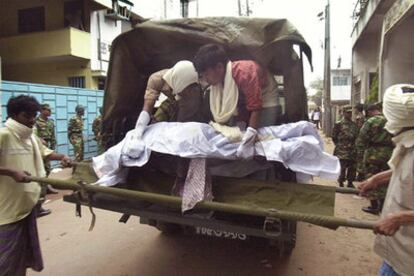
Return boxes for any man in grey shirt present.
[359,84,414,276]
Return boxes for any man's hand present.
[236,127,257,160]
[60,155,72,167]
[123,136,146,159]
[11,170,31,182]
[358,170,392,197]
[135,111,151,138]
[374,214,401,236]
[358,177,378,197]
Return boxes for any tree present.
[308,78,323,107]
[368,72,379,104]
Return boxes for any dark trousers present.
[338,159,356,184]
[172,84,205,195]
[313,120,321,129]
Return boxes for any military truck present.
[61,17,347,256]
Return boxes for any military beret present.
[75,105,85,112]
[41,103,51,110]
[342,105,352,112]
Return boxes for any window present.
[181,0,189,18]
[369,72,378,89]
[98,78,106,90]
[333,76,350,86]
[18,7,45,34]
[68,76,86,88]
[64,0,85,31]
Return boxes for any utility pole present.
[238,0,242,16]
[323,0,332,136]
[246,0,250,16]
[163,0,167,19]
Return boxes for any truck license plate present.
[195,226,247,241]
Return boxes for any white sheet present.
[93,121,340,186]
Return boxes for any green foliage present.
[368,73,379,104]
[308,78,323,106]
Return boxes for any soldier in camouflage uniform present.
[68,105,85,161]
[356,104,394,214]
[92,107,103,154]
[35,104,56,175]
[354,103,366,129]
[34,104,57,216]
[152,98,178,123]
[354,103,366,181]
[332,105,359,188]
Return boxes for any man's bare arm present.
[374,211,414,236]
[0,166,30,182]
[358,169,392,196]
[248,110,261,129]
[46,153,72,167]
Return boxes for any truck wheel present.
[281,239,296,257]
[155,222,181,235]
[267,220,297,256]
[282,221,297,256]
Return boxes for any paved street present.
[29,136,383,276]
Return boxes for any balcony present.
[351,0,396,45]
[0,27,91,64]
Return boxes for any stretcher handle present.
[28,176,377,231]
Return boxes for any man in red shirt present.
[193,43,279,159]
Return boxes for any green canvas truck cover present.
[103,17,312,146]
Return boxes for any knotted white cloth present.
[383,84,414,134]
[93,121,340,187]
[209,61,239,124]
[162,60,199,100]
[5,118,46,177]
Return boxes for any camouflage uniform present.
[68,115,84,161]
[356,115,393,200]
[354,111,366,179]
[35,116,56,175]
[92,115,103,154]
[332,112,359,186]
[153,98,178,123]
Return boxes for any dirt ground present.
[29,133,382,276]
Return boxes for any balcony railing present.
[352,0,370,27]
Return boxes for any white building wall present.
[195,0,240,17]
[381,13,414,96]
[351,33,380,103]
[134,0,181,19]
[134,0,242,19]
[331,69,351,101]
[331,85,351,102]
[90,10,124,74]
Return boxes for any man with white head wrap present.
[358,84,414,276]
[134,60,202,138]
[128,60,206,197]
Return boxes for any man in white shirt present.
[312,107,321,129]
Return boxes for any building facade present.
[0,0,142,89]
[351,0,414,104]
[331,68,351,104]
[135,0,252,19]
